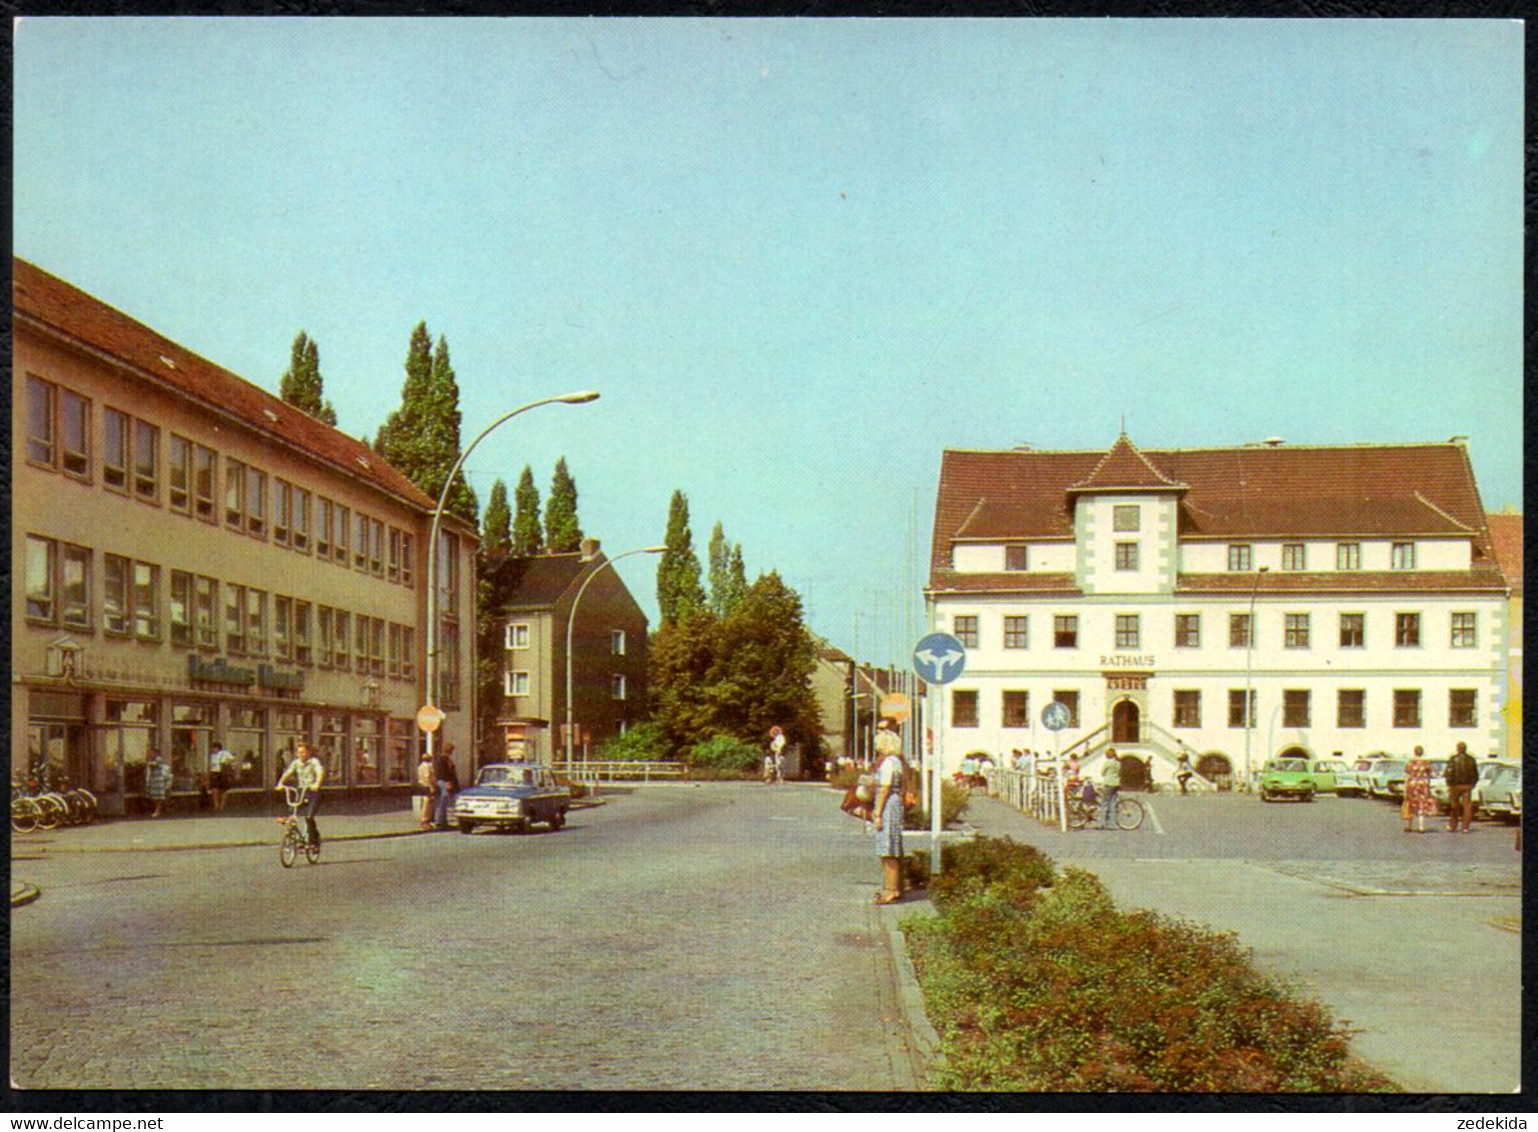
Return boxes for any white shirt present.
[210,747,235,770]
[280,755,325,792]
[877,753,904,788]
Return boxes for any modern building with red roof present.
[927,433,1511,786]
[13,258,480,810]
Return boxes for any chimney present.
[580,538,601,561]
[1263,437,1285,447]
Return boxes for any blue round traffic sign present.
[1041,701,1071,731]
[912,632,967,685]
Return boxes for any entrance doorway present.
[1197,752,1234,791]
[1111,699,1141,744]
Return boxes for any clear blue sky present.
[14,17,1523,667]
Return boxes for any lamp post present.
[564,544,667,768]
[423,391,600,772]
[1241,565,1270,791]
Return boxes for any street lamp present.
[423,391,600,771]
[1241,565,1270,791]
[564,544,667,767]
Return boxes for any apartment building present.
[13,258,478,812]
[926,434,1509,787]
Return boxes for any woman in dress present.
[1402,745,1436,834]
[144,748,172,819]
[871,723,906,904]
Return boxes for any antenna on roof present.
[1448,435,1468,445]
[1120,414,1126,437]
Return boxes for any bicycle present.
[1065,791,1145,831]
[279,786,320,867]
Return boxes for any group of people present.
[139,739,284,818]
[413,742,462,830]
[1403,741,1480,834]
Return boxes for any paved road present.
[12,784,918,1091]
[966,791,1522,1093]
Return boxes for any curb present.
[879,896,943,1084]
[12,882,41,907]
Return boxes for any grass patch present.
[904,836,1399,1093]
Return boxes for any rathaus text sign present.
[1100,654,1155,668]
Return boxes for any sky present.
[13,17,1524,668]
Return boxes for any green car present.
[1259,758,1316,803]
[1306,758,1351,794]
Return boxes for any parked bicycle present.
[278,786,320,867]
[1065,790,1145,831]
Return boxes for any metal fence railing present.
[549,761,686,785]
[985,767,1068,831]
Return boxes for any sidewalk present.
[12,796,605,854]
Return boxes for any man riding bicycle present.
[275,742,325,849]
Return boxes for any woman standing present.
[414,750,436,830]
[872,724,906,905]
[144,748,172,819]
[1402,745,1436,834]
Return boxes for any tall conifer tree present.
[279,331,338,425]
[513,465,544,557]
[482,479,512,557]
[657,490,707,624]
[545,457,583,553]
[708,522,731,616]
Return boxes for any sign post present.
[1041,700,1072,832]
[912,632,967,877]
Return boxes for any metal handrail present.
[985,766,1068,831]
[548,760,687,783]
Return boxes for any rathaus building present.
[925,434,1510,789]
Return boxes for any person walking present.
[144,748,172,819]
[208,738,236,811]
[414,750,436,830]
[769,726,787,784]
[1098,748,1122,830]
[275,742,326,849]
[1402,745,1437,833]
[432,742,461,830]
[872,724,906,904]
[1175,750,1194,796]
[1444,740,1479,834]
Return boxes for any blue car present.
[454,762,570,835]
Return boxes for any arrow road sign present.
[912,632,967,685]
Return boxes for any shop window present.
[388,719,415,786]
[1339,613,1365,648]
[104,408,130,492]
[1283,689,1311,728]
[229,708,270,789]
[1003,616,1028,649]
[25,536,56,622]
[354,717,382,785]
[1393,689,1421,728]
[1449,689,1477,728]
[104,555,131,635]
[951,689,979,728]
[1337,689,1365,729]
[1175,614,1200,648]
[316,714,348,785]
[1001,690,1029,728]
[272,709,311,781]
[170,702,212,794]
[1173,690,1201,728]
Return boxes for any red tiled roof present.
[932,440,1503,589]
[1175,571,1506,595]
[928,571,1082,596]
[492,552,590,610]
[1486,513,1524,597]
[13,257,441,517]
[1068,433,1187,493]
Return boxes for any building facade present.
[926,435,1509,787]
[13,258,478,812]
[491,542,649,764]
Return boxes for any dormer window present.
[1281,543,1306,571]
[1391,542,1416,570]
[1004,545,1027,571]
[1227,544,1253,572]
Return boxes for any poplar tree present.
[482,479,512,557]
[724,543,749,616]
[376,321,476,524]
[513,465,544,557]
[708,522,731,616]
[657,490,707,624]
[545,457,583,553]
[279,331,338,426]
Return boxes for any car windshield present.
[1379,761,1406,774]
[1316,761,1347,772]
[477,766,535,787]
[1271,760,1307,772]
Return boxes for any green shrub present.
[686,734,761,775]
[906,780,970,831]
[595,721,670,762]
[906,837,1399,1093]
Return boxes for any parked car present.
[454,762,569,834]
[1366,759,1407,800]
[1336,752,1394,798]
[1259,758,1316,802]
[1473,762,1523,822]
[1305,759,1352,793]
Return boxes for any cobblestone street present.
[12,784,918,1091]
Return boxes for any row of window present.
[952,610,1478,652]
[950,687,1481,730]
[504,622,628,655]
[25,374,421,590]
[983,537,1419,573]
[503,669,628,700]
[24,534,426,685]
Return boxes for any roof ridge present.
[1068,434,1187,492]
[1413,491,1475,533]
